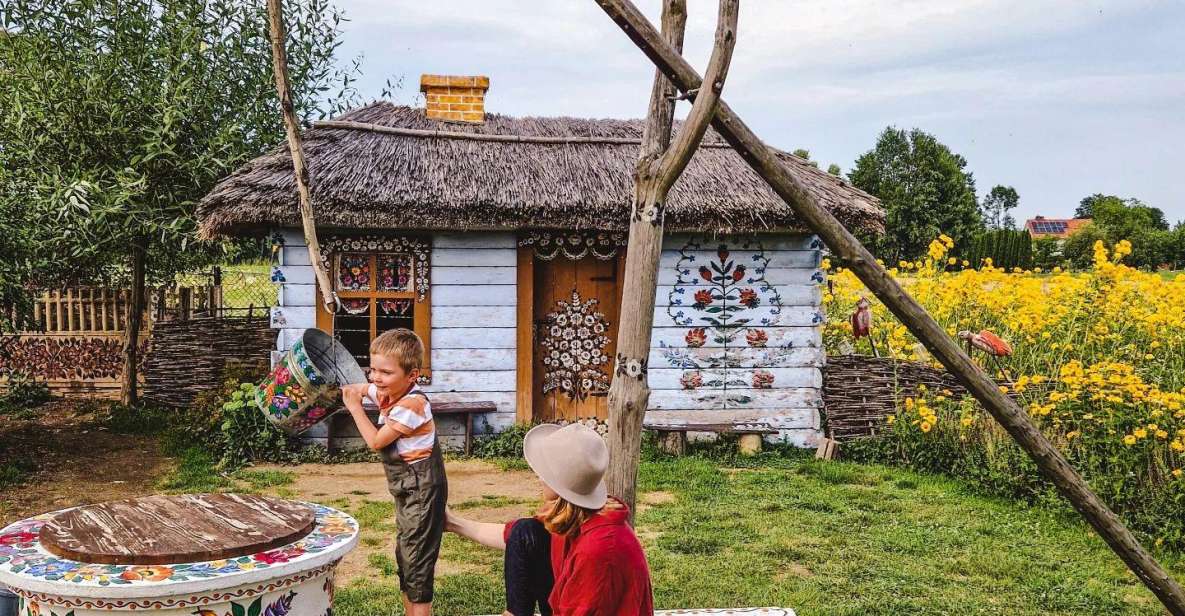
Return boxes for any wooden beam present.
[606,0,737,518]
[266,0,337,313]
[592,1,1185,612]
[515,246,535,424]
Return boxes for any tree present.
[1062,223,1107,269]
[849,127,983,262]
[981,185,1019,230]
[0,0,357,403]
[827,163,842,176]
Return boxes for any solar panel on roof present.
[1032,221,1068,234]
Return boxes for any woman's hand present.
[444,506,461,534]
[443,507,508,550]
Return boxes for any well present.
[0,494,357,616]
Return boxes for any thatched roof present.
[197,102,883,238]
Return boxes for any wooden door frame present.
[515,247,627,425]
[515,247,535,424]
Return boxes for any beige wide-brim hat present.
[523,423,609,510]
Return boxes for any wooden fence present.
[2,284,223,398]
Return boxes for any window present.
[314,236,432,383]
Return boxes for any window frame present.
[314,236,432,384]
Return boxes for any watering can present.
[255,328,367,435]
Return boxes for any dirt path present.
[0,401,172,525]
[250,459,544,583]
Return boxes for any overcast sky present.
[329,0,1185,225]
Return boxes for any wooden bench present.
[328,400,496,455]
[432,400,498,455]
[643,422,779,456]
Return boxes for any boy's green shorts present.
[384,448,448,604]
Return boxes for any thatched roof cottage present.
[197,74,884,450]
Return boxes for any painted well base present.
[13,566,337,615]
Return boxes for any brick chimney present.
[420,74,490,123]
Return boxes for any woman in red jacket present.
[446,423,654,616]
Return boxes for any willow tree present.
[0,0,357,403]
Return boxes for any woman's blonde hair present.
[538,496,598,538]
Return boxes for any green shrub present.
[216,382,300,470]
[0,373,51,414]
[473,423,530,459]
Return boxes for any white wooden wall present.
[271,230,518,450]
[273,230,824,450]
[648,233,824,447]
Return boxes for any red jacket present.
[506,499,654,615]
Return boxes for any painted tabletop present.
[39,494,316,566]
[0,500,357,600]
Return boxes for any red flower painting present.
[685,328,707,348]
[752,370,775,389]
[693,289,714,307]
[680,372,703,390]
[732,265,746,281]
[745,329,768,347]
[738,288,759,308]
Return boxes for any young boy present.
[341,328,447,616]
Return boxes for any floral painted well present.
[0,501,357,616]
[256,328,366,435]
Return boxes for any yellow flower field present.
[827,238,1185,548]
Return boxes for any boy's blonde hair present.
[370,328,424,374]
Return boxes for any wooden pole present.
[592,1,1185,611]
[606,0,737,517]
[266,0,337,313]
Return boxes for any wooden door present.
[531,255,622,421]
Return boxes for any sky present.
[328,0,1185,225]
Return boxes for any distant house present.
[1024,216,1090,240]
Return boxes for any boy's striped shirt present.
[366,384,435,463]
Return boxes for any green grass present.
[332,455,1180,615]
[452,495,532,511]
[0,460,33,488]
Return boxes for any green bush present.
[473,423,530,459]
[0,373,51,414]
[216,382,297,470]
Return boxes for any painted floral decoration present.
[336,253,370,291]
[0,504,356,587]
[540,290,611,401]
[685,328,707,348]
[377,254,413,291]
[752,369,775,389]
[680,372,704,390]
[746,329,768,347]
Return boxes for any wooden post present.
[605,0,737,517]
[266,0,337,313]
[592,1,1185,611]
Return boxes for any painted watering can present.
[256,328,367,435]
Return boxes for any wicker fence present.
[142,316,274,408]
[822,355,971,440]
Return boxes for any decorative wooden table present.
[0,494,357,616]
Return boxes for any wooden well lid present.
[37,494,316,566]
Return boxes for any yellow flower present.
[1135,428,1148,439]
[886,414,895,424]
[1174,469,1183,478]
[1124,435,1137,446]
[920,421,932,433]
[960,416,973,427]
